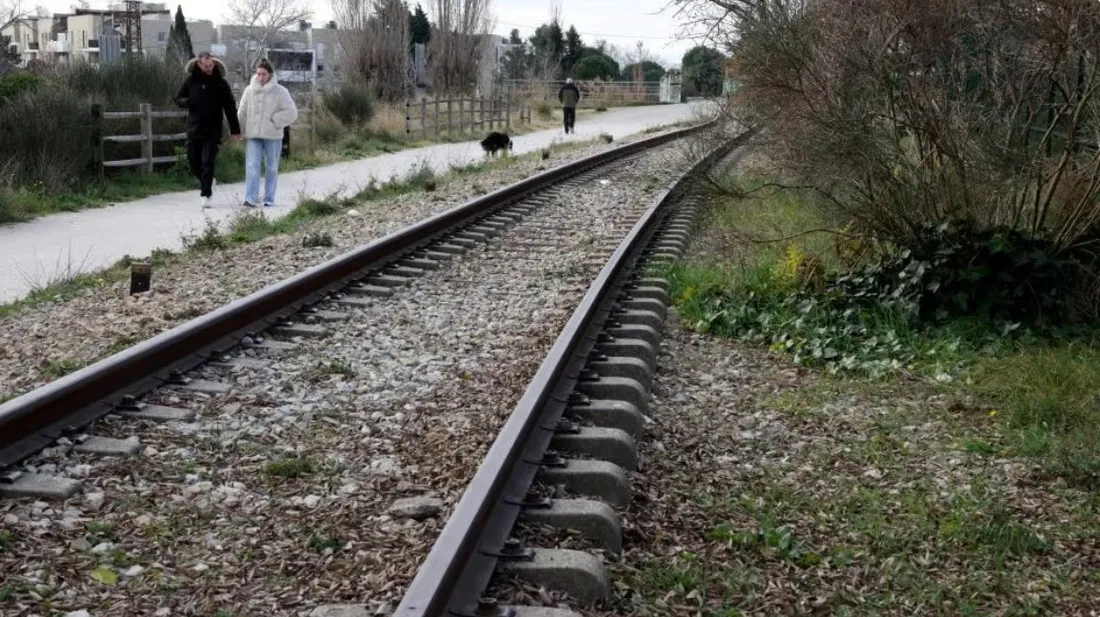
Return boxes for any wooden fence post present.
[478,97,484,131]
[447,98,453,134]
[309,105,316,152]
[488,97,495,131]
[140,103,154,173]
[459,97,466,133]
[91,104,104,180]
[420,97,427,141]
[506,97,511,131]
[431,98,438,137]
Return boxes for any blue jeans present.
[245,138,282,205]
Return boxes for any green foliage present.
[621,60,666,82]
[409,4,432,45]
[672,218,1088,377]
[572,53,619,81]
[681,45,726,96]
[265,457,313,479]
[166,6,196,65]
[40,359,82,379]
[0,72,41,105]
[308,535,343,551]
[323,81,376,127]
[847,221,1081,326]
[563,25,584,74]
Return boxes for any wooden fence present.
[91,103,316,175]
[404,96,531,139]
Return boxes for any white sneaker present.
[201,196,210,209]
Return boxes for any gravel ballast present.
[0,142,694,616]
[0,133,672,403]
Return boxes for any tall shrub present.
[0,88,95,190]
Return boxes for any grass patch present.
[264,457,313,479]
[969,343,1100,486]
[38,358,82,379]
[0,529,13,551]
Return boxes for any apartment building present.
[1,2,210,65]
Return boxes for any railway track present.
[0,122,741,616]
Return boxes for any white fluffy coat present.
[237,73,298,140]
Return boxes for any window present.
[158,31,166,42]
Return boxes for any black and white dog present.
[481,132,513,157]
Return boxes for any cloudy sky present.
[38,0,703,66]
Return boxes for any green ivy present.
[673,220,1088,377]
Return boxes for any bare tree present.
[1,0,28,32]
[226,0,312,80]
[332,0,410,102]
[429,0,494,94]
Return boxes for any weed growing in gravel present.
[39,358,81,378]
[84,521,114,541]
[308,535,343,551]
[599,132,614,144]
[302,231,335,248]
[640,175,661,192]
[182,218,231,252]
[265,458,313,479]
[313,360,356,380]
[0,529,13,550]
[405,159,437,190]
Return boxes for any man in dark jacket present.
[175,52,242,208]
[558,78,580,134]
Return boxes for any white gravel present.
[0,142,695,616]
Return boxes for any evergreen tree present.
[166,5,194,64]
[409,3,431,45]
[681,45,726,96]
[508,28,522,45]
[562,25,582,75]
[529,20,565,78]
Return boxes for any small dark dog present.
[481,132,513,157]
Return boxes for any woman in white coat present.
[237,59,298,207]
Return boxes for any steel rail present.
[394,130,748,617]
[0,121,711,469]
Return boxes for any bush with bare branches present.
[333,0,411,102]
[675,0,1100,318]
[429,0,492,94]
[678,0,1100,254]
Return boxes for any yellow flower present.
[989,410,997,417]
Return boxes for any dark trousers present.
[563,107,576,132]
[187,137,220,197]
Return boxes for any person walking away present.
[237,59,298,208]
[175,52,241,209]
[558,78,580,134]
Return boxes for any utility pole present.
[122,0,142,58]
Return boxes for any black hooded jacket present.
[175,57,241,140]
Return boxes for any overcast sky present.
[38,0,702,66]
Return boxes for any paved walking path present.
[0,102,708,304]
